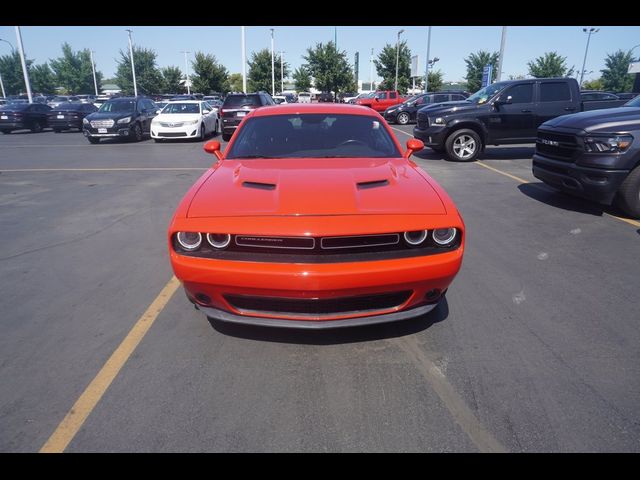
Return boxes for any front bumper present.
[151,123,200,139]
[83,125,132,138]
[413,124,448,147]
[171,248,463,326]
[532,154,629,205]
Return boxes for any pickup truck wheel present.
[445,129,481,162]
[614,166,640,218]
[396,112,410,125]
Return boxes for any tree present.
[228,73,244,92]
[303,42,353,98]
[49,43,102,94]
[0,51,32,96]
[247,49,289,94]
[30,63,57,94]
[527,52,574,79]
[426,69,444,91]
[115,46,163,95]
[160,66,183,94]
[191,52,229,94]
[374,41,411,93]
[582,78,605,90]
[292,66,312,92]
[464,50,500,93]
[601,50,634,93]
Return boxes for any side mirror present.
[375,97,380,101]
[404,138,424,158]
[495,95,512,106]
[203,109,210,114]
[155,109,161,115]
[204,140,223,161]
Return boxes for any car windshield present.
[54,104,82,111]
[624,96,640,107]
[0,103,29,111]
[52,96,69,102]
[404,95,422,106]
[99,100,136,113]
[226,114,402,159]
[162,103,200,114]
[466,82,509,104]
[223,95,261,108]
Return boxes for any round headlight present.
[206,233,231,249]
[433,228,457,246]
[176,231,202,251]
[404,230,428,246]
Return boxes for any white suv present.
[297,92,312,104]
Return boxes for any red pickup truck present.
[356,90,404,112]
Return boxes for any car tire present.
[30,121,43,133]
[153,138,163,143]
[445,129,482,162]
[1,130,11,134]
[199,123,206,141]
[396,112,410,125]
[87,137,100,144]
[614,165,640,219]
[222,133,232,142]
[131,123,143,142]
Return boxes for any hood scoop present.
[242,181,277,191]
[357,179,389,190]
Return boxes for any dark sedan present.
[48,103,98,132]
[383,92,470,125]
[0,103,52,134]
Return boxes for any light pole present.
[0,39,14,99]
[241,26,247,93]
[496,26,507,82]
[370,48,374,92]
[270,28,275,96]
[280,51,285,94]
[126,29,138,97]
[181,50,191,94]
[424,26,432,93]
[14,27,32,103]
[395,29,404,92]
[631,44,640,61]
[426,57,440,92]
[579,27,599,88]
[89,50,99,96]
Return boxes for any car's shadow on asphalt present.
[208,297,449,345]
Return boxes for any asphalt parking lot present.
[1,125,639,452]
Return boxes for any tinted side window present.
[451,94,465,101]
[414,97,425,105]
[433,94,449,103]
[505,83,533,104]
[581,93,595,101]
[389,92,397,99]
[540,82,571,102]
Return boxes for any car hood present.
[155,113,201,122]
[86,111,134,121]
[541,106,640,133]
[187,158,447,217]
[417,100,476,116]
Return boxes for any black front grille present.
[536,130,579,161]
[320,234,399,249]
[225,291,412,316]
[158,132,187,137]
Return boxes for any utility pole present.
[181,50,191,94]
[126,29,138,97]
[270,29,275,96]
[496,26,507,82]
[280,51,285,94]
[370,48,374,92]
[424,26,432,93]
[14,26,32,103]
[90,50,99,96]
[241,26,247,93]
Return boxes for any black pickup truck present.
[532,95,640,218]
[413,77,629,162]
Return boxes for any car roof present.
[165,100,202,104]
[251,103,380,117]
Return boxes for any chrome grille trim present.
[90,119,114,128]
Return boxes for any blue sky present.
[1,25,639,85]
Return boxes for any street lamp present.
[579,27,599,88]
[241,26,247,93]
[631,44,640,61]
[0,38,15,52]
[370,48,374,92]
[14,26,33,103]
[181,50,191,94]
[270,28,275,96]
[280,51,285,94]
[126,29,138,97]
[395,29,404,92]
[89,50,98,96]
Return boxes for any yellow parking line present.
[39,276,181,453]
[1,167,206,172]
[475,161,640,228]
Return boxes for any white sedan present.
[150,101,219,142]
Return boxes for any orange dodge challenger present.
[168,104,464,329]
